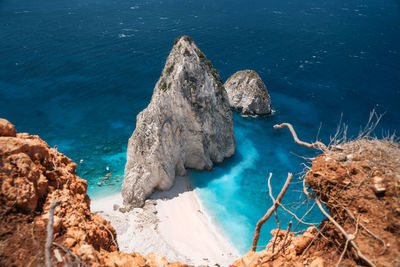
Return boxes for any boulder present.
[224,70,271,115]
[0,118,16,137]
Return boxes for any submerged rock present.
[224,70,271,115]
[122,36,235,208]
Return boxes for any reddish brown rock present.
[0,118,189,267]
[304,139,400,267]
[0,118,16,137]
[232,138,399,267]
[2,118,398,267]
[231,226,321,267]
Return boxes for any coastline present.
[90,176,240,266]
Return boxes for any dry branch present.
[45,201,60,267]
[271,210,280,253]
[268,174,318,227]
[336,215,360,267]
[273,123,327,151]
[98,222,118,248]
[337,202,387,256]
[303,180,376,267]
[262,221,293,263]
[53,242,88,267]
[251,173,293,252]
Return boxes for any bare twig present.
[303,180,376,267]
[271,210,280,253]
[251,173,293,251]
[267,172,318,226]
[98,223,118,248]
[53,242,88,267]
[294,200,317,232]
[276,202,318,226]
[273,123,327,151]
[296,222,328,265]
[262,221,293,263]
[336,215,360,267]
[329,113,349,147]
[335,201,387,256]
[316,122,322,143]
[358,109,384,138]
[267,173,281,254]
[45,201,60,267]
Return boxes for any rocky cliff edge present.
[0,119,188,267]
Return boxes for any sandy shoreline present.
[90,176,240,266]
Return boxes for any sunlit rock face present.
[122,36,235,208]
[224,70,271,116]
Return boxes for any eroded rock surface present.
[0,118,16,137]
[122,36,235,208]
[224,70,271,116]
[233,227,324,267]
[233,138,400,267]
[0,119,188,267]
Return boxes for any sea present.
[1,0,399,254]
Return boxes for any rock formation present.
[224,70,271,115]
[1,117,399,266]
[233,138,400,267]
[122,36,235,208]
[233,227,324,267]
[0,119,187,267]
[0,118,16,137]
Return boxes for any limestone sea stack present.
[224,70,272,115]
[122,36,235,208]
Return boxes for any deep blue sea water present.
[1,0,399,254]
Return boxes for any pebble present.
[372,176,386,195]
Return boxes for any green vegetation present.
[210,67,219,80]
[248,70,258,79]
[194,48,225,96]
[159,81,167,92]
[196,50,206,60]
[166,63,174,75]
[183,36,194,44]
[174,37,180,45]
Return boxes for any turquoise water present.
[1,0,399,254]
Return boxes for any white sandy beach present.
[90,176,240,266]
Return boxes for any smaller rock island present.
[224,70,272,116]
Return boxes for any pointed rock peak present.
[155,35,225,95]
[174,35,195,45]
[122,37,235,208]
